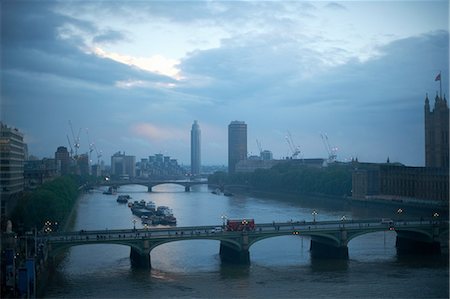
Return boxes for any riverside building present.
[228,121,247,174]
[0,122,25,220]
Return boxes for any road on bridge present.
[40,218,436,243]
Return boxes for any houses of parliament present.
[353,92,449,206]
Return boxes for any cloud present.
[131,123,187,142]
[1,1,175,87]
[92,29,128,44]
[93,47,181,79]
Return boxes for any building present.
[228,121,247,174]
[352,93,449,206]
[55,146,71,175]
[260,150,273,161]
[139,154,185,179]
[190,120,201,175]
[77,153,90,176]
[111,152,136,179]
[425,93,449,168]
[0,122,25,219]
[24,158,58,189]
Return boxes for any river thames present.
[44,184,448,298]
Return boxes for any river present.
[44,184,448,298]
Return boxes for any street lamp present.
[396,208,403,220]
[341,215,347,228]
[433,212,439,224]
[312,210,318,223]
[132,219,137,231]
[221,215,227,228]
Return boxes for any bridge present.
[40,218,448,269]
[100,179,208,192]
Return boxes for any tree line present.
[10,175,94,233]
[208,163,352,197]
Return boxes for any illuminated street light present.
[221,214,227,227]
[312,210,318,223]
[341,215,347,228]
[433,212,440,224]
[132,219,137,231]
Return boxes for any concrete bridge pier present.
[310,235,349,259]
[130,247,151,269]
[147,186,152,192]
[185,186,190,192]
[395,230,442,255]
[219,242,250,264]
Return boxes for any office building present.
[190,120,201,175]
[111,152,136,179]
[228,121,247,174]
[0,122,25,219]
[55,146,71,175]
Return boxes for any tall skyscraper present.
[0,122,25,219]
[190,120,201,175]
[228,121,247,174]
[424,93,449,168]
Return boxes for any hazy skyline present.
[1,1,448,166]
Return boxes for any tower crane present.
[91,142,102,165]
[66,135,74,157]
[320,133,338,163]
[285,131,301,159]
[256,139,263,157]
[85,128,95,164]
[68,120,81,158]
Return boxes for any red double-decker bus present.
[226,219,256,231]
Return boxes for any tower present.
[190,120,201,175]
[228,121,247,174]
[425,93,449,168]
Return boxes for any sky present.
[1,0,449,167]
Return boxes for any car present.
[210,227,223,233]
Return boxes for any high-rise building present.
[425,93,449,168]
[0,122,25,219]
[228,121,247,174]
[190,120,201,175]
[111,152,136,179]
[55,146,71,175]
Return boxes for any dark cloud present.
[92,29,128,44]
[1,1,174,86]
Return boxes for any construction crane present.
[320,133,338,163]
[85,128,95,164]
[285,131,301,159]
[93,143,102,165]
[66,135,74,157]
[256,139,263,157]
[68,120,81,158]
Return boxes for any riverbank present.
[221,185,448,216]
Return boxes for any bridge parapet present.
[41,219,448,269]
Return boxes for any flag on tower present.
[435,73,441,81]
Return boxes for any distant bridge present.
[100,179,208,192]
[41,218,448,269]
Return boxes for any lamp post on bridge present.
[341,215,347,228]
[433,212,439,225]
[221,215,228,228]
[312,210,317,223]
[396,208,403,221]
[132,219,137,231]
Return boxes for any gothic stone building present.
[352,94,449,206]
